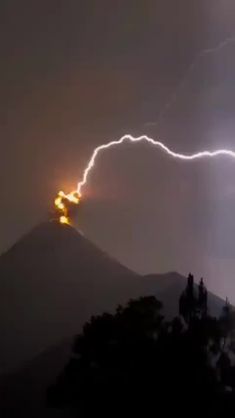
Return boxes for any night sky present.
[2,1,235,300]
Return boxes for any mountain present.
[0,340,72,418]
[0,222,225,375]
[0,221,227,417]
[0,221,142,374]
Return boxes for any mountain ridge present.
[0,221,140,373]
[0,221,225,374]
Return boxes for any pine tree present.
[179,273,196,323]
[197,278,208,318]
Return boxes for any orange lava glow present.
[59,215,70,225]
[54,190,80,224]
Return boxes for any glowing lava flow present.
[54,190,80,224]
[55,134,235,224]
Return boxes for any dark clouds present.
[1,1,235,299]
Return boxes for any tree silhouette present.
[179,274,208,322]
[198,278,208,318]
[47,292,235,417]
[179,273,197,322]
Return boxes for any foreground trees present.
[48,277,235,417]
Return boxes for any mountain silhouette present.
[0,221,227,417]
[0,221,142,373]
[0,221,224,374]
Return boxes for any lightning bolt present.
[55,134,235,223]
[76,134,235,196]
[55,35,235,223]
[150,36,235,127]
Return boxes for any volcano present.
[0,221,227,417]
[0,221,224,375]
[0,221,142,373]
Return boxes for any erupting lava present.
[54,190,80,224]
